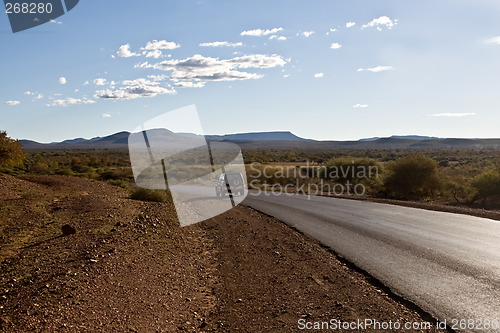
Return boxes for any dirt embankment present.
[1,174,447,332]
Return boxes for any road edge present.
[244,204,456,333]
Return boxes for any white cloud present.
[174,81,206,88]
[145,50,162,58]
[116,44,140,58]
[122,78,160,86]
[140,41,181,58]
[431,113,476,117]
[24,91,43,100]
[362,16,397,30]
[357,66,395,73]
[142,40,180,50]
[83,81,89,86]
[283,74,291,78]
[241,27,283,37]
[95,86,176,100]
[5,100,20,106]
[346,22,356,28]
[83,99,96,104]
[134,62,150,69]
[101,113,112,118]
[94,78,176,100]
[49,19,62,24]
[59,77,67,85]
[314,73,324,78]
[199,41,243,47]
[93,78,107,86]
[326,28,337,35]
[147,74,168,82]
[269,35,287,41]
[301,31,315,37]
[145,54,287,82]
[214,54,288,69]
[485,36,500,45]
[49,97,81,107]
[354,104,368,108]
[330,43,342,49]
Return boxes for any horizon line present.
[13,130,500,145]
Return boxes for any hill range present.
[19,131,500,150]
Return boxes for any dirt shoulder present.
[1,175,447,332]
[201,207,447,332]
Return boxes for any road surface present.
[243,192,500,333]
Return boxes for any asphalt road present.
[243,192,500,333]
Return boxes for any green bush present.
[99,170,121,181]
[71,164,91,173]
[0,131,26,168]
[55,168,74,176]
[383,155,441,200]
[0,166,16,175]
[322,157,383,195]
[470,169,500,204]
[29,161,50,174]
[130,187,170,203]
[107,179,131,189]
[443,180,472,204]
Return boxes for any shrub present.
[384,155,441,200]
[443,180,472,204]
[55,168,74,176]
[99,171,121,181]
[0,131,26,168]
[322,157,383,195]
[470,169,500,204]
[29,161,50,174]
[107,179,131,189]
[130,188,170,203]
[71,164,91,173]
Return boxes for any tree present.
[384,155,441,200]
[0,131,26,168]
[470,169,500,204]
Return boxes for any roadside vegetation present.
[245,148,500,209]
[383,155,442,200]
[0,131,25,169]
[129,187,172,203]
[1,129,500,209]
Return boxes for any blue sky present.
[2,0,500,142]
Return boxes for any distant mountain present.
[19,140,47,150]
[18,130,500,151]
[360,135,439,142]
[20,131,131,150]
[58,138,87,144]
[235,137,500,150]
[20,130,310,150]
[92,131,130,145]
[206,131,311,142]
